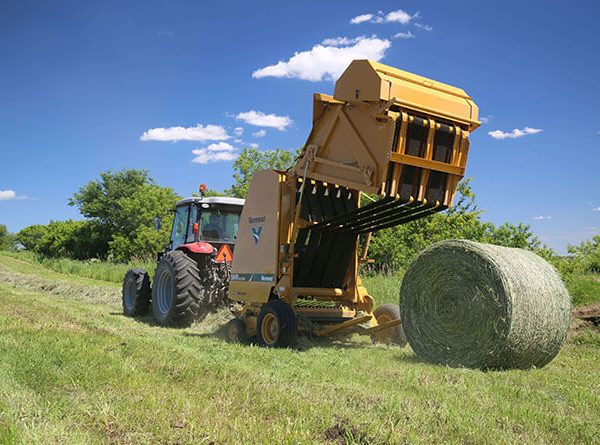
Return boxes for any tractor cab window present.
[185,205,198,243]
[199,205,240,243]
[171,205,189,249]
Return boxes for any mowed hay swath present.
[400,240,571,369]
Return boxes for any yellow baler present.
[225,59,480,346]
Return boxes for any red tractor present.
[121,195,244,327]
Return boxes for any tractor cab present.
[169,196,245,254]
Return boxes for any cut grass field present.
[0,252,599,444]
[4,251,600,308]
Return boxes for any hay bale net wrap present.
[399,240,571,369]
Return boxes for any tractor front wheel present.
[257,300,297,348]
[152,250,202,327]
[122,268,151,316]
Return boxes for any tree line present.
[1,147,598,275]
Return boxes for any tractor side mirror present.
[153,216,163,231]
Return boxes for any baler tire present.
[371,303,407,347]
[257,300,297,348]
[151,250,202,328]
[122,268,151,316]
[226,318,248,344]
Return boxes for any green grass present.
[564,274,600,307]
[5,251,598,309]
[0,254,599,443]
[362,273,403,306]
[1,251,154,284]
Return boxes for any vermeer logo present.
[251,226,263,246]
[249,216,266,246]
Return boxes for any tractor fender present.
[176,242,215,256]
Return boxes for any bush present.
[16,169,178,262]
[567,235,600,274]
[15,224,46,251]
[16,220,109,260]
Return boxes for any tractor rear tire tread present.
[122,268,151,316]
[152,250,202,328]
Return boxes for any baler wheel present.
[257,300,297,348]
[226,318,248,343]
[371,303,407,347]
[122,268,151,316]
[151,250,201,327]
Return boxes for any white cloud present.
[140,124,229,142]
[204,142,235,152]
[253,129,267,138]
[394,31,415,39]
[593,207,600,212]
[488,127,543,140]
[351,9,417,25]
[249,143,259,149]
[479,115,494,125]
[233,127,244,137]
[321,36,366,46]
[158,30,175,38]
[415,23,433,31]
[532,215,552,220]
[191,142,238,164]
[350,13,373,24]
[252,36,391,82]
[236,110,292,131]
[385,9,414,24]
[234,138,243,144]
[0,190,16,201]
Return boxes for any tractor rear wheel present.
[151,250,202,327]
[122,268,151,316]
[257,300,297,348]
[371,303,407,346]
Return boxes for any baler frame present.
[227,60,480,345]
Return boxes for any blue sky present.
[1,1,599,253]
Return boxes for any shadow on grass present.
[109,311,183,329]
[393,353,526,373]
[112,309,403,352]
[181,329,392,352]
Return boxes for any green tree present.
[34,220,84,258]
[0,224,15,250]
[225,147,298,198]
[69,169,152,231]
[69,169,180,261]
[106,184,177,262]
[568,235,600,273]
[366,179,551,274]
[15,220,107,259]
[16,224,47,251]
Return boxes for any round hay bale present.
[400,240,571,369]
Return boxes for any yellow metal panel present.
[229,169,282,303]
[390,152,465,176]
[334,60,479,130]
